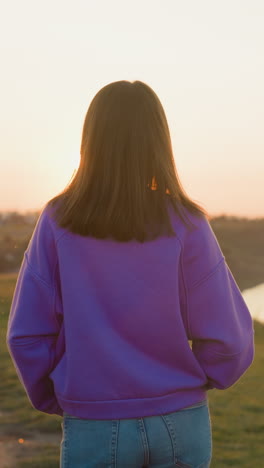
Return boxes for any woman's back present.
[6,80,255,467]
[6,200,254,420]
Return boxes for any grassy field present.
[1,273,263,467]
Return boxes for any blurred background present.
[0,0,263,218]
[0,1,263,467]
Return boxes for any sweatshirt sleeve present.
[181,212,255,390]
[6,207,63,416]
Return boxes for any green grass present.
[1,273,263,467]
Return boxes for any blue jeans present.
[60,398,212,467]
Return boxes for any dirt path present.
[0,433,61,468]
[0,438,19,468]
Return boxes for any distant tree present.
[6,212,27,225]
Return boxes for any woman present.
[7,80,254,467]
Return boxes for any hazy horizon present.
[1,205,264,222]
[1,1,263,218]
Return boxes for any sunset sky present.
[1,0,263,218]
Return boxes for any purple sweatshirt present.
[6,201,255,419]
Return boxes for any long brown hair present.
[46,80,208,242]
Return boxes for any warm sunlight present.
[1,5,263,467]
[0,0,263,218]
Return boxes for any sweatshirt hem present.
[56,387,208,419]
